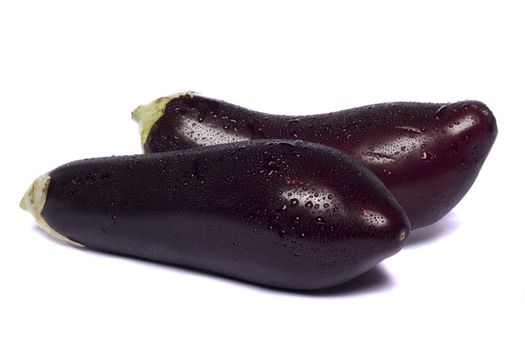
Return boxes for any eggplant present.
[21,140,408,290]
[133,93,497,229]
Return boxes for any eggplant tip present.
[132,91,195,146]
[20,173,84,247]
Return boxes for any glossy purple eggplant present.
[20,140,409,290]
[133,93,497,228]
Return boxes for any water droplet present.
[280,204,287,211]
[323,203,330,208]
[315,216,325,223]
[421,151,432,160]
[305,201,313,208]
[111,215,117,220]
[290,198,299,206]
[233,242,238,247]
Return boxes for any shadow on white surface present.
[405,211,460,248]
[33,224,394,297]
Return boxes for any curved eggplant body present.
[21,140,409,290]
[135,94,497,228]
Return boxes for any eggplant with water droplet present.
[20,140,409,290]
[133,93,497,229]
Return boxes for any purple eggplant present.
[133,93,497,228]
[21,140,409,290]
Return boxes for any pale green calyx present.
[132,91,195,147]
[20,173,84,247]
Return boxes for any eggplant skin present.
[136,94,497,229]
[24,140,409,290]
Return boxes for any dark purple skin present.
[41,140,409,290]
[143,95,498,229]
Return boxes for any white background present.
[1,1,524,349]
